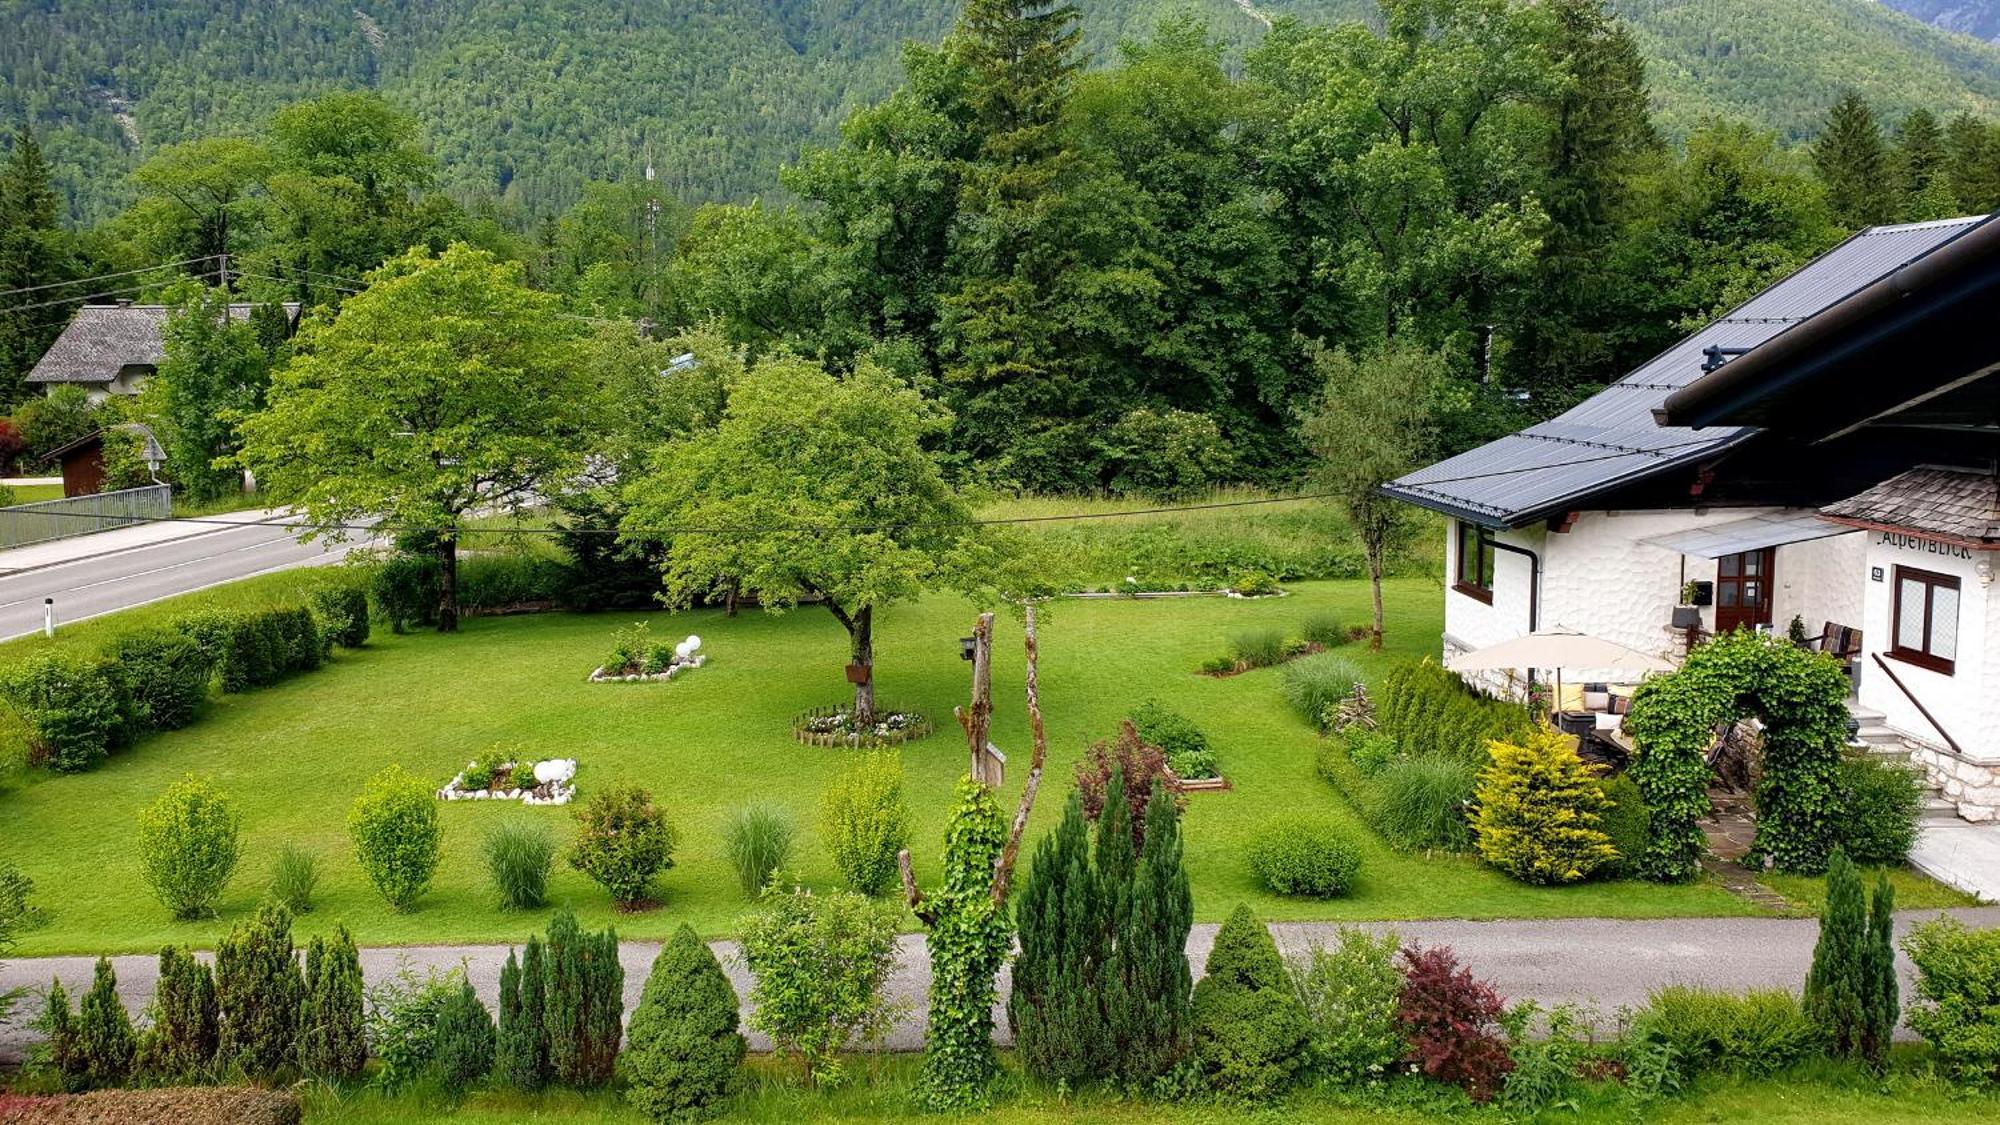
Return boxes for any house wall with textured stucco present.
[1772,532,1867,641]
[1855,532,1996,765]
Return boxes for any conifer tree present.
[216,902,304,1079]
[1805,849,1869,1056]
[1008,791,1109,1084]
[299,924,366,1080]
[434,981,497,1086]
[625,923,746,1122]
[495,936,551,1088]
[1190,904,1311,1098]
[0,124,73,403]
[75,957,136,1089]
[1813,92,1894,230]
[138,945,218,1081]
[1094,767,1135,936]
[37,977,80,1090]
[1945,111,2000,213]
[544,911,622,1087]
[1862,871,1899,1068]
[1110,779,1194,1086]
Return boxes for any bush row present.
[0,590,366,774]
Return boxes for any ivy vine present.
[1623,630,1852,880]
[914,777,1012,1111]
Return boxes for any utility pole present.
[219,253,232,322]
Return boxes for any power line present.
[0,271,222,316]
[0,257,210,302]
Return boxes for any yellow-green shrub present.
[1471,727,1615,885]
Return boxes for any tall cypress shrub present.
[1863,872,1899,1067]
[75,957,136,1088]
[544,911,622,1087]
[216,902,304,1079]
[138,945,217,1081]
[37,978,81,1090]
[1095,768,1135,938]
[1805,849,1868,1057]
[1009,792,1110,1084]
[299,924,366,1080]
[625,923,746,1122]
[1112,780,1195,1086]
[495,937,550,1088]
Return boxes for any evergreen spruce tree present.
[584,924,626,1086]
[1805,849,1869,1057]
[0,124,74,404]
[1813,92,1894,230]
[1094,767,1135,937]
[1944,111,2000,213]
[75,957,136,1089]
[1111,780,1194,1086]
[1862,871,1899,1069]
[625,923,746,1122]
[1896,109,1947,205]
[37,977,80,1090]
[544,911,622,1087]
[434,981,497,1086]
[493,936,550,1088]
[1190,904,1311,1098]
[216,902,304,1079]
[299,924,366,1080]
[138,945,218,1081]
[1008,791,1110,1084]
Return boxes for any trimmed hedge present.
[0,650,138,772]
[1249,816,1363,898]
[216,607,323,693]
[1376,660,1532,764]
[308,586,370,649]
[107,629,214,731]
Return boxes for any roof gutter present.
[1657,215,2000,430]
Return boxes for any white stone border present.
[437,758,577,806]
[588,654,707,683]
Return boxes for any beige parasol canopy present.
[1447,626,1675,675]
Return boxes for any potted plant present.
[1671,580,1705,629]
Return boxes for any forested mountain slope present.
[7,0,2000,222]
[1880,0,2000,44]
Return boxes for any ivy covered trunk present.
[915,779,1011,1111]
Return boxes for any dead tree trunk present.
[961,612,994,786]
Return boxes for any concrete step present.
[1924,795,1964,821]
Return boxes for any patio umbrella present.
[1447,625,1674,712]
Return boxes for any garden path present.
[6,908,1999,1061]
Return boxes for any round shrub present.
[348,765,442,910]
[1281,653,1366,730]
[569,785,675,907]
[137,774,242,920]
[1248,816,1363,898]
[1596,773,1652,877]
[485,820,556,911]
[308,585,371,649]
[1,650,133,772]
[1373,756,1478,852]
[819,752,910,896]
[1836,757,1923,866]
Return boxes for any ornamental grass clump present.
[724,802,795,897]
[1281,653,1366,731]
[136,774,241,920]
[268,844,319,915]
[569,785,675,908]
[484,820,556,911]
[1372,756,1478,852]
[348,764,442,911]
[1471,727,1617,885]
[1228,628,1288,670]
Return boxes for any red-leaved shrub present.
[1074,720,1182,848]
[1395,944,1513,1101]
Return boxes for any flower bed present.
[437,750,577,806]
[792,706,934,748]
[590,622,706,682]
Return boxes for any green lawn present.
[293,1055,2000,1124]
[0,576,1953,955]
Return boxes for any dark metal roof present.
[1821,465,2000,546]
[27,302,300,385]
[1386,216,1990,527]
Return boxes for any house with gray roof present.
[26,300,301,401]
[1388,214,2000,821]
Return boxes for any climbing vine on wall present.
[1624,630,1852,880]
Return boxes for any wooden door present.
[1715,548,1775,634]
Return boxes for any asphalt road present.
[0,521,361,641]
[5,910,1997,1061]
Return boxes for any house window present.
[1455,521,1495,605]
[1891,566,1959,675]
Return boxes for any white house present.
[26,300,300,402]
[1387,215,2000,820]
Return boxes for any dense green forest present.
[7,0,2000,498]
[8,0,2000,222]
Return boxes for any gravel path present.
[6,908,1997,1063]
